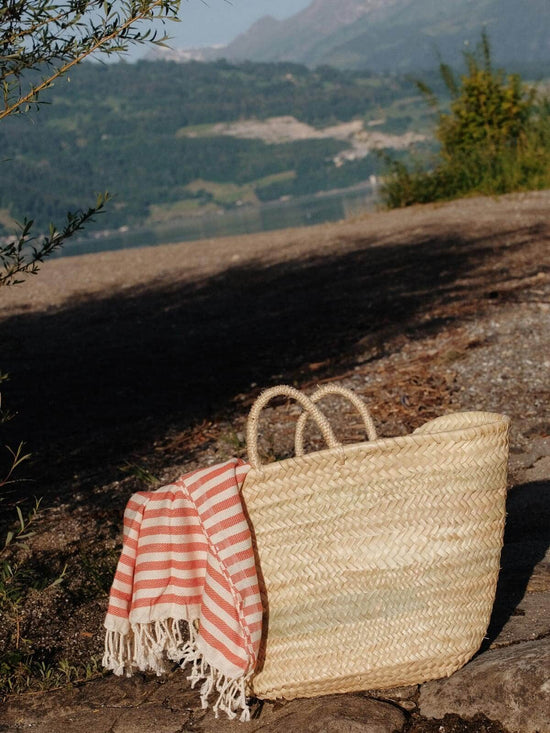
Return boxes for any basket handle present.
[247,385,340,469]
[295,384,377,457]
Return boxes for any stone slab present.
[0,677,406,733]
[418,638,550,733]
[491,590,550,648]
[200,695,407,733]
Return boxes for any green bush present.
[382,33,550,208]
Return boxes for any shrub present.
[382,33,550,208]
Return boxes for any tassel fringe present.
[103,619,251,721]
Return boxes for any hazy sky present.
[141,0,311,53]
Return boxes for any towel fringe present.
[103,618,250,720]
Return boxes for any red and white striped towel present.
[103,458,263,720]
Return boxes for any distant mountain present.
[219,1,394,65]
[217,0,550,72]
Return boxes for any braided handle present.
[295,384,377,457]
[247,385,340,469]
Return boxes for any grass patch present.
[185,179,260,207]
[254,170,296,188]
[147,198,220,222]
[147,171,299,224]
[175,122,217,138]
[1,652,105,698]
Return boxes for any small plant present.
[382,32,550,207]
[220,427,246,455]
[1,500,43,644]
[2,497,41,550]
[0,199,110,287]
[0,443,31,495]
[0,653,106,698]
[119,461,159,485]
[0,500,72,699]
[1,371,32,500]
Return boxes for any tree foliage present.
[382,33,550,208]
[1,0,182,505]
[0,194,109,286]
[0,0,181,286]
[436,34,535,157]
[1,0,180,120]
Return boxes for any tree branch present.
[1,0,180,118]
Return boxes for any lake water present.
[56,183,379,258]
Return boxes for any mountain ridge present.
[222,0,398,66]
[188,0,550,72]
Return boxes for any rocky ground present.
[0,191,548,732]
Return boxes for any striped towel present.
[103,458,263,720]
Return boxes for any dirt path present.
[1,190,548,495]
[0,190,549,732]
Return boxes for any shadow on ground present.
[482,478,550,649]
[0,224,539,502]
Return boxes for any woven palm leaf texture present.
[241,384,509,700]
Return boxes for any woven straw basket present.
[241,384,510,701]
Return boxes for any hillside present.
[218,0,550,72]
[1,190,549,731]
[0,60,432,236]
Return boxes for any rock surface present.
[204,695,407,733]
[0,679,407,733]
[418,638,550,733]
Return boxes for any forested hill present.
[0,60,432,235]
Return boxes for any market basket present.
[241,384,510,700]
